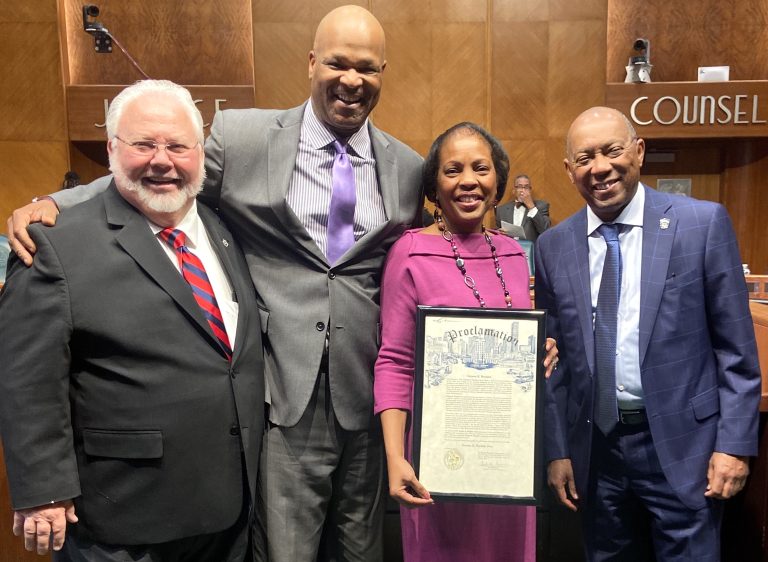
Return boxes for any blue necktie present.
[326,140,356,265]
[595,223,622,435]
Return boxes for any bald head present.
[309,6,387,137]
[563,106,645,222]
[314,5,386,59]
[566,107,636,158]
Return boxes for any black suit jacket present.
[0,184,264,545]
[495,199,551,242]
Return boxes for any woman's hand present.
[543,337,559,378]
[386,456,434,509]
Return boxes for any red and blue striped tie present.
[159,228,232,361]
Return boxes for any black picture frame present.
[412,306,546,504]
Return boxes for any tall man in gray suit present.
[7,6,423,561]
[0,80,264,560]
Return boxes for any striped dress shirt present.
[285,103,387,258]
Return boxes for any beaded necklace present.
[435,213,513,308]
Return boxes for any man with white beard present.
[0,80,264,561]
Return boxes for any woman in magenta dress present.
[374,122,558,562]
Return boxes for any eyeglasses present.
[114,136,199,157]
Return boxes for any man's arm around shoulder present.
[7,176,112,265]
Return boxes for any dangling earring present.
[433,207,441,223]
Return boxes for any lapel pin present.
[222,238,229,247]
[659,218,670,230]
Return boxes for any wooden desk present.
[747,276,768,302]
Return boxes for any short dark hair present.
[513,174,530,186]
[422,122,510,205]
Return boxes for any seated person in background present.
[495,174,550,241]
[0,80,264,561]
[374,122,558,562]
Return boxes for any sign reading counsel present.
[630,94,766,126]
[605,81,768,138]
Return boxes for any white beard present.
[110,157,205,214]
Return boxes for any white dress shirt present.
[149,201,239,348]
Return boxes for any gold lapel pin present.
[659,218,670,230]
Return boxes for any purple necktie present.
[326,140,356,265]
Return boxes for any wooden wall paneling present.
[607,1,768,83]
[63,0,254,85]
[547,20,606,138]
[0,22,66,141]
[372,0,431,22]
[492,0,549,22]
[429,0,487,23]
[0,141,69,234]
[371,23,432,148]
[252,0,367,23]
[252,23,313,108]
[0,0,67,236]
[56,0,71,86]
[431,22,488,135]
[548,0,606,21]
[490,21,549,139]
[543,136,588,224]
[722,140,768,275]
[728,16,768,82]
[0,1,57,22]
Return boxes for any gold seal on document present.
[444,449,464,471]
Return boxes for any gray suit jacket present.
[51,103,423,430]
[0,184,264,545]
[495,199,551,242]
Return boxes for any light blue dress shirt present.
[587,184,645,409]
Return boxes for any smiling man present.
[535,106,760,561]
[0,80,264,561]
[6,6,423,561]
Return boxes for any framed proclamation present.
[412,306,546,505]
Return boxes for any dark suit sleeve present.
[201,111,225,210]
[534,235,570,462]
[494,203,511,229]
[529,200,551,236]
[0,228,81,509]
[704,205,761,456]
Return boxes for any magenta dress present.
[374,229,536,562]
